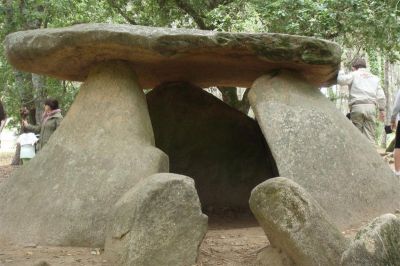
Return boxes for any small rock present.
[34,261,50,266]
[24,243,37,248]
[91,248,100,255]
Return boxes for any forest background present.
[1,0,400,147]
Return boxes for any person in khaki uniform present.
[337,58,386,144]
[23,98,63,150]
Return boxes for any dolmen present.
[1,23,399,265]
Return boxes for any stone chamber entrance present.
[146,81,279,264]
[147,81,279,215]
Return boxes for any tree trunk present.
[11,143,21,165]
[239,88,251,114]
[218,86,239,108]
[217,86,251,115]
[12,70,34,165]
[32,73,46,123]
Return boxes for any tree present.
[1,0,400,125]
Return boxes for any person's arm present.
[0,119,5,133]
[55,117,62,129]
[376,86,386,121]
[337,70,354,86]
[23,120,41,134]
[391,91,400,129]
[376,86,386,111]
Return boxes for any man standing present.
[337,58,386,144]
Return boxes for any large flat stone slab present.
[146,82,278,211]
[0,61,168,247]
[4,23,340,87]
[248,71,400,230]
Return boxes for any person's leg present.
[21,158,31,164]
[350,105,364,133]
[394,121,400,175]
[394,150,400,173]
[362,104,377,145]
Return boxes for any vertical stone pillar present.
[248,70,400,229]
[0,61,168,247]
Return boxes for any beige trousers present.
[350,104,377,144]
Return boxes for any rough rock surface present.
[4,23,340,87]
[249,71,400,230]
[147,82,278,211]
[256,247,294,266]
[104,173,208,266]
[0,61,168,247]
[249,177,348,266]
[341,214,400,266]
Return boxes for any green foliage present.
[206,2,264,32]
[367,51,380,76]
[327,87,339,103]
[252,0,400,59]
[0,0,117,125]
[1,0,400,124]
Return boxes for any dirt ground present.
[0,216,268,266]
[0,152,269,266]
[0,150,389,266]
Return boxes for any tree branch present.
[106,0,137,25]
[207,0,235,9]
[239,88,251,114]
[173,0,209,30]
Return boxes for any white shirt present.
[337,68,386,110]
[17,133,38,146]
[17,133,38,159]
[20,145,35,159]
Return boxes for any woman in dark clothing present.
[0,101,5,123]
[0,101,6,147]
[23,98,63,150]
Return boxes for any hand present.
[392,121,397,131]
[378,111,385,122]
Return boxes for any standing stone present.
[249,177,348,266]
[104,173,208,266]
[147,82,278,211]
[0,61,168,247]
[341,214,400,266]
[249,71,400,230]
